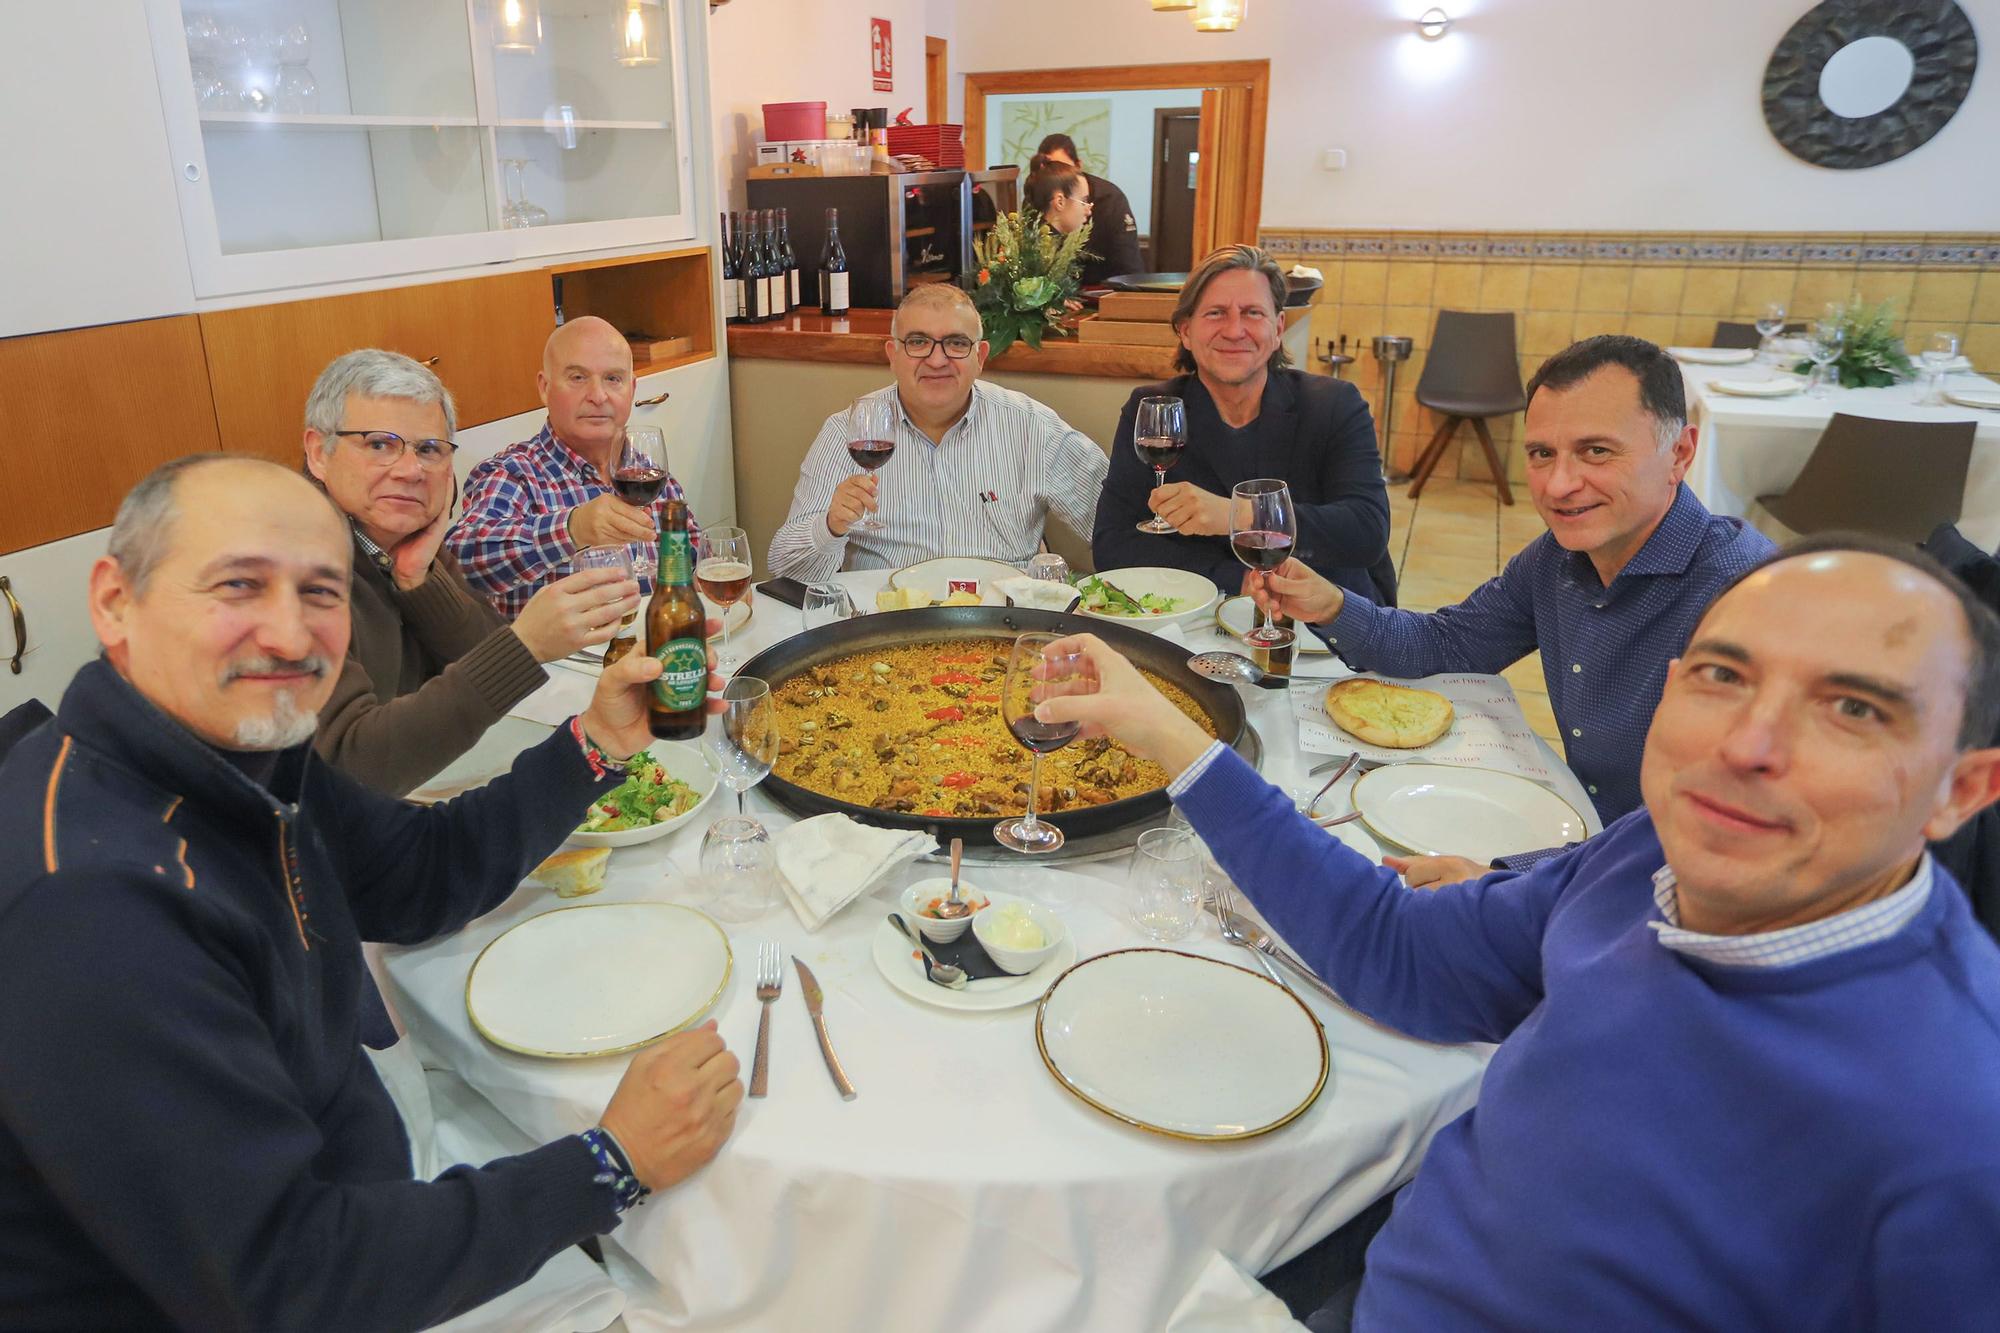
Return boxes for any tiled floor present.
[1385,476,1565,758]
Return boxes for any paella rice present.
[770,638,1216,818]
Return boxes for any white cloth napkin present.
[1163,1251,1310,1331]
[995,575,1082,612]
[773,813,936,930]
[1288,264,1324,282]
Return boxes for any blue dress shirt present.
[1314,484,1774,824]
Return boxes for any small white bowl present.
[901,878,990,944]
[973,898,1066,975]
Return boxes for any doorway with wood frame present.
[1149,107,1202,272]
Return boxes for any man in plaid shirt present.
[452,316,699,619]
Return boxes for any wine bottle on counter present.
[755,210,778,320]
[721,212,743,325]
[765,210,788,319]
[742,208,768,324]
[780,208,801,311]
[819,207,849,316]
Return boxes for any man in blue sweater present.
[1039,536,2000,1330]
[0,456,741,1330]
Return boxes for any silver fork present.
[1217,884,1293,993]
[748,942,780,1099]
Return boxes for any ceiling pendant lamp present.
[1150,0,1198,12]
[1191,0,1246,33]
[495,0,541,53]
[616,0,666,66]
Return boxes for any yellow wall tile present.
[1629,266,1685,314]
[1577,266,1633,312]
[1675,315,1721,346]
[1528,264,1582,311]
[1910,270,1978,323]
[1793,268,1858,316]
[1432,263,1483,311]
[1342,260,1389,306]
[1385,304,1433,342]
[1386,262,1436,307]
[1339,304,1386,349]
[1853,269,1916,310]
[1479,264,1531,312]
[1962,324,2000,373]
[1733,268,1797,316]
[1679,267,1740,316]
[1571,311,1623,343]
[1975,272,2000,324]
[1522,310,1574,356]
[1625,313,1679,345]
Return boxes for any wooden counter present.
[726,309,1180,380]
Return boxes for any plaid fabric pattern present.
[449,421,697,620]
[1649,857,1933,968]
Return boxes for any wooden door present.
[926,37,948,125]
[0,317,221,554]
[200,271,554,465]
[1149,108,1202,273]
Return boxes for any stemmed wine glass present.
[703,676,779,817]
[1753,302,1787,363]
[1922,331,1962,406]
[696,526,754,672]
[613,425,669,507]
[1133,395,1187,534]
[845,396,897,533]
[1230,479,1297,646]
[1806,319,1845,399]
[500,158,549,228]
[995,632,1098,855]
[801,581,858,632]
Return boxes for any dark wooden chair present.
[1758,414,1976,543]
[1712,320,1804,350]
[1407,310,1527,505]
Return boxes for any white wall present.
[950,0,2000,232]
[985,87,1198,235]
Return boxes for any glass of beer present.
[575,544,643,659]
[696,526,754,672]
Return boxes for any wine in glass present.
[845,396,897,533]
[1806,321,1845,399]
[612,425,669,506]
[1922,331,1961,405]
[1754,302,1787,363]
[1133,396,1187,534]
[696,525,754,672]
[703,677,780,818]
[1230,479,1297,646]
[996,632,1097,855]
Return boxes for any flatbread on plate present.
[1324,679,1454,749]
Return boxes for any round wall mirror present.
[1762,0,1978,169]
[1817,35,1915,118]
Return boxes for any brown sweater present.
[315,533,548,795]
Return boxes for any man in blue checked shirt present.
[1254,334,1773,882]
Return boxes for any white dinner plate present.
[574,599,750,661]
[870,892,1078,1011]
[466,902,732,1057]
[1036,948,1327,1140]
[1944,388,2000,411]
[1709,377,1805,398]
[1076,567,1221,627]
[1668,346,1757,366]
[1352,762,1587,862]
[889,556,1021,605]
[567,741,718,848]
[1214,595,1331,653]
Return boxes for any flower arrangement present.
[1794,298,1915,389]
[964,210,1092,355]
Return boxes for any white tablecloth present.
[1680,362,2000,550]
[382,570,1598,1333]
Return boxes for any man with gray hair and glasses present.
[303,349,640,795]
[767,283,1108,581]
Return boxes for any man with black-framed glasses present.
[767,284,1108,580]
[303,349,640,795]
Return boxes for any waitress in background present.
[1031,136,1143,285]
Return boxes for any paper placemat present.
[1291,672,1560,784]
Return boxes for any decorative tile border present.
[1256,230,1999,269]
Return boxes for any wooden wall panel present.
[0,317,220,553]
[200,271,555,464]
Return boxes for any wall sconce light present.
[616,0,666,66]
[1416,7,1452,40]
[1149,0,1197,11]
[495,0,541,53]
[1191,0,1246,33]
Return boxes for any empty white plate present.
[889,556,1021,605]
[1036,948,1327,1140]
[1076,567,1221,627]
[1353,763,1587,862]
[1669,346,1757,365]
[467,902,732,1057]
[1215,595,1331,653]
[1945,388,2000,411]
[1709,377,1805,398]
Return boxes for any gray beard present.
[231,689,319,751]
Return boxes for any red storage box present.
[886,123,964,168]
[762,101,827,141]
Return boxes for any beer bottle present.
[647,500,708,740]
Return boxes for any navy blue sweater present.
[1179,747,2000,1331]
[0,660,624,1330]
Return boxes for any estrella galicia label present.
[652,638,707,711]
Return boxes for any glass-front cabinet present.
[145,0,695,296]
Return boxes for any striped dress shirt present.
[765,382,1109,582]
[1649,856,1934,967]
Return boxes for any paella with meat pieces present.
[771,639,1217,818]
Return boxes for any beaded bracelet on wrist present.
[569,715,631,779]
[578,1125,650,1213]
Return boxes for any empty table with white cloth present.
[379,568,1597,1333]
[1679,360,2000,549]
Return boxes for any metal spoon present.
[1186,650,1336,688]
[887,913,968,990]
[932,837,971,919]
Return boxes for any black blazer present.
[1091,368,1395,602]
[1078,173,1144,286]
[1922,523,1999,941]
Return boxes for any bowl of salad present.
[1073,568,1221,629]
[567,742,717,848]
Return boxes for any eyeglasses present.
[332,430,459,471]
[895,333,977,360]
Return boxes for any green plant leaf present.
[1019,319,1045,350]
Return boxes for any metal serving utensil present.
[886,913,968,990]
[931,837,971,919]
[1186,650,1337,688]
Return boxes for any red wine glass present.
[845,396,897,533]
[1230,479,1296,646]
[995,632,1096,854]
[1133,395,1186,534]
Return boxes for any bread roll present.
[1324,679,1454,749]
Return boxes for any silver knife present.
[1233,917,1346,1007]
[792,957,857,1101]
